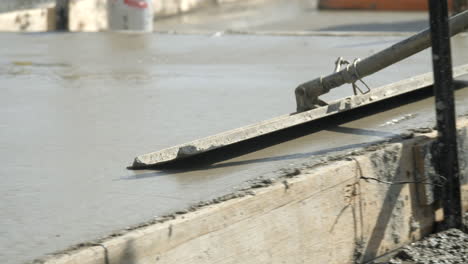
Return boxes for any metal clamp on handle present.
[335,57,371,96]
[294,10,468,112]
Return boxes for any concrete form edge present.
[33,117,468,264]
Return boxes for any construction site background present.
[1,0,467,32]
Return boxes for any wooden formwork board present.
[35,120,468,264]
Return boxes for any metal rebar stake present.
[428,0,463,229]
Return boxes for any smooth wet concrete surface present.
[154,0,429,33]
[1,32,468,264]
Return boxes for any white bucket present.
[108,0,153,32]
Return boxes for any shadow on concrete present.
[327,126,396,138]
[353,140,435,262]
[127,140,382,180]
[94,238,138,264]
[124,85,439,181]
[127,81,468,177]
[118,239,138,264]
[327,141,424,262]
[161,90,433,170]
[318,19,428,32]
[359,147,408,262]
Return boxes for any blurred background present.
[0,0,466,33]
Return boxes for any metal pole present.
[428,0,463,229]
[453,0,468,15]
[55,0,69,31]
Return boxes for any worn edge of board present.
[129,64,468,169]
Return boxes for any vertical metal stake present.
[428,0,463,229]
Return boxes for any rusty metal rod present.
[428,0,463,230]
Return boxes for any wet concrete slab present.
[1,32,468,263]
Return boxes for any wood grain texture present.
[38,118,468,264]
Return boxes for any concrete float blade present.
[128,64,468,169]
